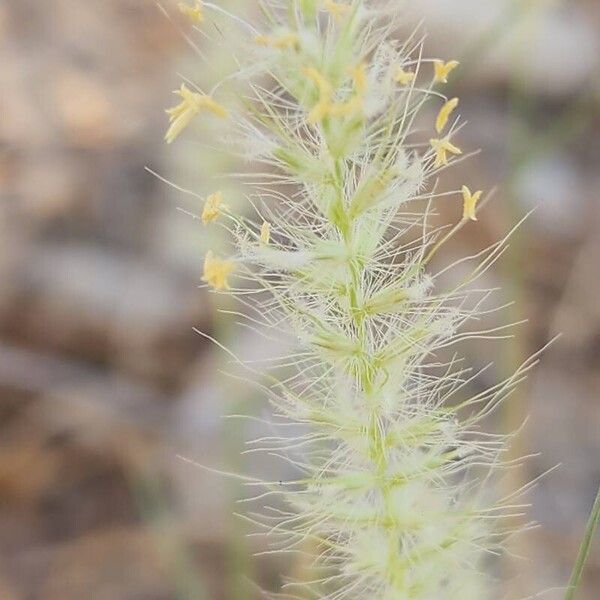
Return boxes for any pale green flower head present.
[167,1,535,598]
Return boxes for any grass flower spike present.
[168,2,536,598]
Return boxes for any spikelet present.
[166,2,534,598]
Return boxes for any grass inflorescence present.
[167,2,538,598]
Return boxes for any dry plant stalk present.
[167,1,539,598]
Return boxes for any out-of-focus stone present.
[53,70,117,149]
[412,0,600,95]
[19,529,172,600]
[1,244,208,385]
[516,153,587,237]
[15,155,81,220]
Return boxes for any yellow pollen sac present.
[255,33,299,49]
[462,186,483,221]
[260,221,271,244]
[433,60,460,84]
[302,64,367,122]
[165,84,229,144]
[178,1,204,24]
[328,63,367,118]
[435,97,459,134]
[349,63,368,94]
[329,95,362,118]
[323,0,349,21]
[303,67,334,123]
[395,67,415,86]
[303,66,333,96]
[202,191,225,225]
[430,136,462,168]
[202,251,235,290]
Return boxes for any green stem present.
[333,156,411,595]
[564,484,600,600]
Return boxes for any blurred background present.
[0,0,598,598]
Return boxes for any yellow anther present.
[260,221,271,244]
[323,0,349,21]
[395,67,415,86]
[202,251,235,290]
[309,101,331,123]
[462,186,482,221]
[178,1,204,24]
[202,191,225,225]
[255,33,299,49]
[349,63,368,94]
[165,84,228,144]
[435,97,459,134]
[303,67,333,96]
[328,63,367,117]
[433,60,460,84]
[430,136,462,168]
[330,96,362,118]
[303,67,334,123]
[302,64,367,122]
